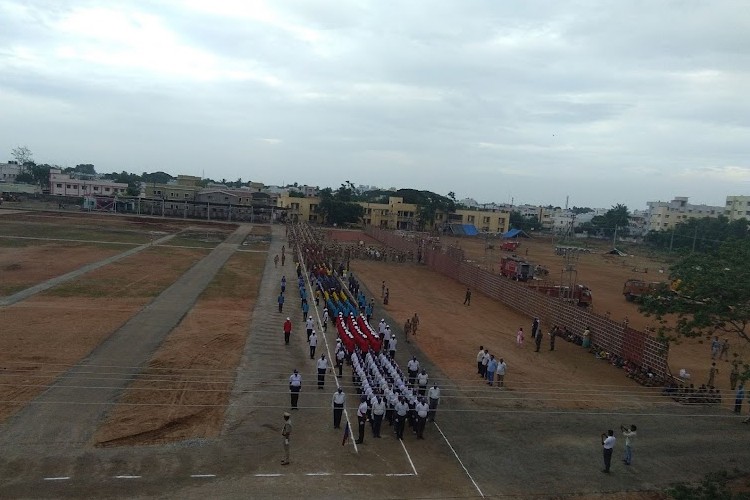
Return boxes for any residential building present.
[49,168,127,197]
[445,208,510,234]
[645,197,723,231]
[725,195,750,222]
[277,193,323,224]
[0,161,22,183]
[143,175,201,201]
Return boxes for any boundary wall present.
[364,226,670,380]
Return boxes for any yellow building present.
[435,208,511,234]
[646,197,723,231]
[277,194,323,223]
[143,175,201,201]
[360,197,418,230]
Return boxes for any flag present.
[342,422,350,446]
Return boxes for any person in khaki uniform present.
[281,412,292,465]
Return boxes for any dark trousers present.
[333,404,343,428]
[290,386,300,409]
[395,415,406,439]
[310,346,316,359]
[357,416,366,443]
[418,385,427,396]
[386,407,394,425]
[336,360,343,377]
[477,361,482,375]
[603,447,613,471]
[389,349,395,358]
[306,328,312,340]
[535,337,542,352]
[373,413,383,437]
[408,370,417,386]
[284,331,290,344]
[416,416,427,438]
[317,368,325,387]
[278,303,283,313]
[428,398,439,421]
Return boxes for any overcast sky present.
[1,1,748,209]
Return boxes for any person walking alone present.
[283,317,292,345]
[332,388,345,429]
[278,292,285,313]
[316,354,328,389]
[281,412,292,465]
[309,330,317,359]
[463,288,471,306]
[289,369,301,410]
[412,313,420,336]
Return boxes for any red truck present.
[501,240,520,251]
[500,256,533,281]
[529,284,593,307]
[622,279,666,302]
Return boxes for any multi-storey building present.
[725,195,750,222]
[645,197,723,231]
[49,168,127,197]
[142,175,201,201]
[0,161,22,183]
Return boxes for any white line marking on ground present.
[190,474,216,478]
[255,474,283,477]
[343,473,373,476]
[399,438,418,476]
[301,255,357,454]
[385,473,416,477]
[43,477,70,481]
[114,475,141,479]
[435,423,484,498]
[306,472,333,476]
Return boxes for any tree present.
[645,216,748,253]
[509,211,541,232]
[317,187,364,226]
[589,204,630,237]
[11,146,33,166]
[74,164,96,175]
[639,239,750,378]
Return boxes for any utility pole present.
[612,226,618,249]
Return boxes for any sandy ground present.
[93,250,265,446]
[0,246,208,423]
[331,229,748,411]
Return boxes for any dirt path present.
[0,225,253,453]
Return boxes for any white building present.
[645,197,723,231]
[725,195,750,222]
[0,162,22,183]
[49,168,127,197]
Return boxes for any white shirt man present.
[428,384,440,421]
[476,347,485,375]
[306,317,314,331]
[332,388,345,429]
[417,370,429,395]
[379,319,386,335]
[389,336,397,356]
[308,331,318,359]
[407,358,420,374]
[372,397,385,416]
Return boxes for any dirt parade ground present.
[0,208,749,499]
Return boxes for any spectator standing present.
[412,313,420,336]
[496,358,507,388]
[719,339,730,361]
[516,327,524,347]
[316,354,328,389]
[464,288,472,305]
[534,328,543,352]
[332,388,345,429]
[476,346,485,376]
[735,383,745,414]
[283,317,292,345]
[428,383,440,422]
[289,370,301,410]
[711,336,721,359]
[481,349,490,378]
[281,412,292,465]
[730,361,740,390]
[486,355,497,386]
[549,327,557,351]
[621,424,637,465]
[531,317,540,339]
[601,429,616,473]
[309,331,318,359]
[404,318,412,343]
[707,362,719,387]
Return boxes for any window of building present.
[66,184,72,189]
[185,193,190,198]
[156,190,162,195]
[56,183,62,188]
[104,187,110,192]
[94,186,99,191]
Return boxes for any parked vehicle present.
[622,279,666,302]
[500,256,533,281]
[501,240,520,251]
[529,284,593,307]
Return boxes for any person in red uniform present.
[283,317,292,345]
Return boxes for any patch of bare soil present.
[0,247,208,423]
[93,251,265,446]
[0,243,123,296]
